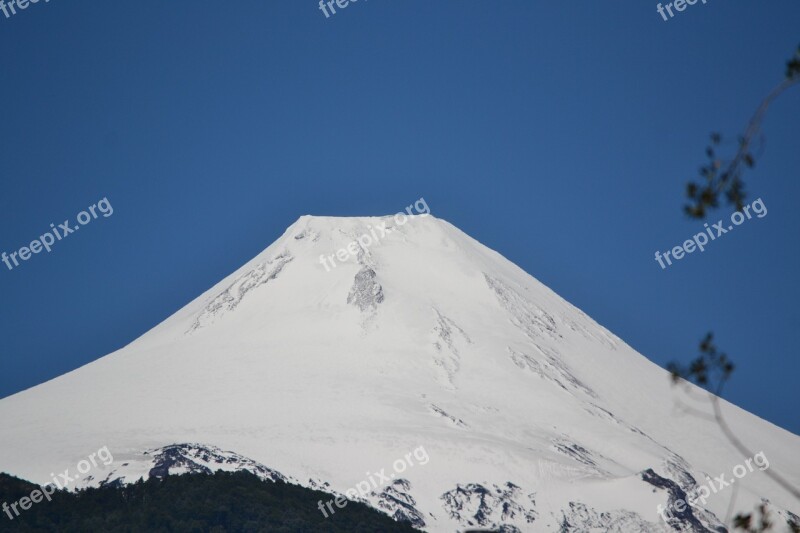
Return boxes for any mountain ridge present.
[1,215,797,532]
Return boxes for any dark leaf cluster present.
[684,43,799,220]
[667,332,734,392]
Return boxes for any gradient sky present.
[1,2,798,435]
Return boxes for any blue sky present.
[0,1,798,435]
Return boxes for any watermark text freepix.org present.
[656,0,709,22]
[654,197,766,270]
[319,197,429,272]
[0,0,51,20]
[657,451,769,523]
[2,446,114,521]
[318,0,365,19]
[2,197,114,272]
[317,445,430,518]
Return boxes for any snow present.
[0,214,797,531]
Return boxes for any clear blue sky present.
[1,2,798,434]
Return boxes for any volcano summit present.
[0,215,797,532]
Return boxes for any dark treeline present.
[0,471,418,532]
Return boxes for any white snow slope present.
[1,215,798,532]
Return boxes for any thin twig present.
[708,389,800,501]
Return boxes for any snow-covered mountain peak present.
[0,215,797,532]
